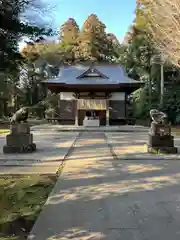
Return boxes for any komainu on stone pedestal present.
[3,123,36,154]
[10,107,29,124]
[147,109,178,154]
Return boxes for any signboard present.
[77,99,107,110]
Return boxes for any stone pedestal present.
[147,133,178,154]
[3,123,36,154]
[150,122,171,136]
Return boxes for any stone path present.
[0,128,78,174]
[28,132,180,240]
[31,124,147,132]
[106,132,180,160]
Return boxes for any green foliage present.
[44,91,59,109]
[0,0,53,74]
[0,0,55,117]
[20,60,59,112]
[120,26,155,81]
[43,91,60,118]
[160,85,180,124]
[132,88,149,118]
[120,21,180,122]
[175,114,180,125]
[25,14,121,65]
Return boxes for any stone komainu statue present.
[147,109,177,154]
[10,107,29,124]
[149,109,170,136]
[3,106,36,154]
[150,109,168,124]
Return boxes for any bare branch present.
[147,0,180,67]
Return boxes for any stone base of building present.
[3,123,36,154]
[147,134,178,154]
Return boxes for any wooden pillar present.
[75,100,78,126]
[125,93,127,117]
[106,100,109,126]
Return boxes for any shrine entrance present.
[77,99,107,126]
[78,110,106,126]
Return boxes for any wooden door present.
[99,110,106,126]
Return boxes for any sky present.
[19,0,136,49]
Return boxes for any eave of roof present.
[42,64,145,88]
[44,82,144,94]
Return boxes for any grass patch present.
[0,174,57,239]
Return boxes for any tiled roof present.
[45,64,141,85]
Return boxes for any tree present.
[74,14,114,62]
[0,0,56,117]
[121,25,155,79]
[60,18,80,44]
[119,25,157,119]
[0,0,53,74]
[137,0,180,68]
[135,0,152,30]
[106,33,122,62]
[120,1,180,123]
[35,42,64,65]
[22,14,121,65]
[107,33,119,45]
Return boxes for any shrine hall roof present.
[44,64,143,86]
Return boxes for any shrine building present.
[43,63,143,126]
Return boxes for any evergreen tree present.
[75,14,114,62]
[59,18,80,62]
[0,0,53,73]
[0,0,54,116]
[60,18,80,44]
[107,33,119,45]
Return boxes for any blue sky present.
[52,0,136,41]
[19,0,136,49]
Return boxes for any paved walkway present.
[106,131,180,160]
[0,128,78,174]
[31,124,147,132]
[1,124,180,174]
[28,132,180,240]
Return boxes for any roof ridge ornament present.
[89,61,95,72]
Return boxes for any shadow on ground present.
[29,132,180,240]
